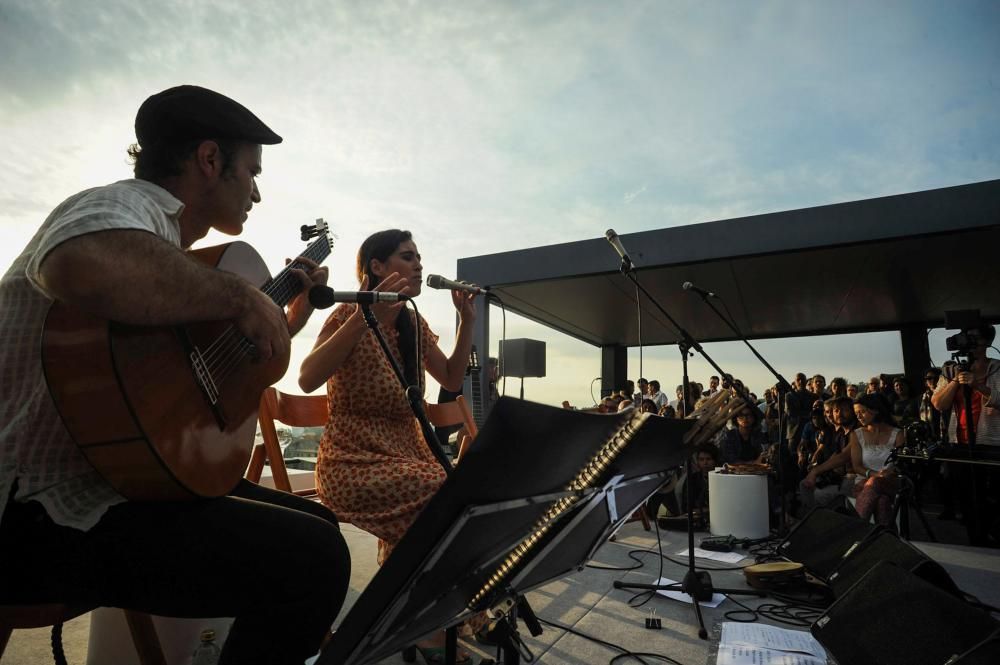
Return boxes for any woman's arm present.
[425,291,476,392]
[298,309,369,393]
[297,273,409,393]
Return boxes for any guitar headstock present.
[301,218,331,241]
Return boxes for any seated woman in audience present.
[850,392,906,527]
[719,407,769,465]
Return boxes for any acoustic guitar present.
[41,220,332,501]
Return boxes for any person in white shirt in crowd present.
[647,379,670,410]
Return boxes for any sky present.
[2,1,998,408]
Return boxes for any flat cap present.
[135,85,282,146]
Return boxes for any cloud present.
[3,1,999,407]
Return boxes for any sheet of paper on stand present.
[653,577,726,608]
[676,546,749,564]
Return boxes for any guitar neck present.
[470,370,485,426]
[262,235,331,307]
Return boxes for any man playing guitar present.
[0,85,349,665]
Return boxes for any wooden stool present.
[0,603,166,665]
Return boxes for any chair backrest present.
[425,395,479,462]
[249,387,327,496]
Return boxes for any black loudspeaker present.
[499,339,546,378]
[812,561,1000,665]
[778,507,876,581]
[826,530,961,599]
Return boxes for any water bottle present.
[191,628,221,665]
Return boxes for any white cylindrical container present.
[708,470,769,540]
[87,608,233,665]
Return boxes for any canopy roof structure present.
[459,179,1000,349]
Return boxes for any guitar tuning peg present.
[300,224,316,241]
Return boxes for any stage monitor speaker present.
[777,507,876,581]
[812,561,1000,665]
[826,529,961,599]
[499,339,546,378]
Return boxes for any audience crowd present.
[565,326,1000,547]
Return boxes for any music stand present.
[317,397,694,665]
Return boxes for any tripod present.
[891,471,937,541]
[615,434,765,639]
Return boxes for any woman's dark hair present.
[357,230,420,388]
[127,138,242,182]
[853,392,893,424]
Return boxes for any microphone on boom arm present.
[307,285,409,309]
[681,281,717,299]
[605,229,633,271]
[425,274,489,296]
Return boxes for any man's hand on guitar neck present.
[236,285,291,362]
[284,255,329,337]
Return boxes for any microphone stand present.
[692,291,794,535]
[358,303,453,475]
[608,257,763,640]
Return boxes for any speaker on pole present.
[498,339,546,378]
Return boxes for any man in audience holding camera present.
[932,323,1000,546]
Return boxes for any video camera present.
[943,309,986,373]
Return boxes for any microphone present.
[308,285,409,309]
[682,281,716,298]
[425,274,488,295]
[605,229,633,269]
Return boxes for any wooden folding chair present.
[0,604,165,665]
[425,395,479,462]
[247,387,327,497]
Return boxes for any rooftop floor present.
[5,503,998,665]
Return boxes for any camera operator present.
[932,324,1000,545]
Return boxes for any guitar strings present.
[198,239,329,389]
[202,257,310,372]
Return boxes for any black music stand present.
[317,397,694,665]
